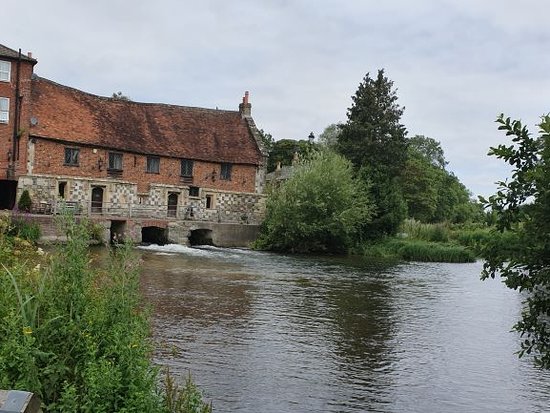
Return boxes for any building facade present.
[0,44,267,244]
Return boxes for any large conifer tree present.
[337,69,408,237]
[337,69,408,177]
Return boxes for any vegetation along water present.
[0,215,211,413]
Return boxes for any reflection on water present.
[137,245,550,413]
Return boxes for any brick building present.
[0,43,267,244]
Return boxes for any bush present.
[256,150,373,253]
[400,219,450,242]
[17,190,32,212]
[10,216,41,243]
[361,238,476,263]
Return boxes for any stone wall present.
[16,174,265,225]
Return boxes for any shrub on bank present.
[399,219,450,243]
[361,238,475,263]
[9,214,41,242]
[0,217,211,412]
[17,190,32,213]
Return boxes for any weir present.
[15,213,260,248]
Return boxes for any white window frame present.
[0,97,9,123]
[0,61,10,82]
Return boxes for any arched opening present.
[91,186,104,214]
[189,229,214,246]
[110,220,126,244]
[167,193,178,217]
[142,226,168,245]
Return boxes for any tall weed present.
[0,217,211,412]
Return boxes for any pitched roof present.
[0,44,37,62]
[29,77,263,165]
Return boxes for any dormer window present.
[0,61,10,82]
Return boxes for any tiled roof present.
[0,44,37,62]
[29,77,263,165]
[266,165,295,182]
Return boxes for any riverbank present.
[356,220,513,263]
[0,215,212,412]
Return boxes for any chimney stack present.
[239,91,251,118]
[27,52,33,59]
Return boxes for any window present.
[220,163,232,180]
[0,61,10,82]
[189,186,200,197]
[181,159,194,177]
[146,156,160,173]
[0,97,8,123]
[64,147,80,166]
[108,152,123,171]
[206,194,214,209]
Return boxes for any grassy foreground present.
[0,215,211,413]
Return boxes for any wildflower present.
[22,326,33,335]
[36,247,44,256]
[33,264,41,273]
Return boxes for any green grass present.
[0,216,211,413]
[361,238,476,263]
[9,215,41,243]
[399,219,451,243]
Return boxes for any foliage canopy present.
[481,114,550,368]
[337,69,408,177]
[336,69,408,236]
[256,150,373,253]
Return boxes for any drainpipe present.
[13,49,22,161]
[8,49,22,178]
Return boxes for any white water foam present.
[137,244,213,257]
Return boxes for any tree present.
[336,69,408,237]
[401,156,441,222]
[258,129,275,155]
[337,69,408,177]
[408,135,447,169]
[256,150,373,253]
[481,114,550,368]
[318,123,341,149]
[111,91,131,101]
[402,135,481,223]
[267,138,316,173]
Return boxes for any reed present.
[361,238,476,263]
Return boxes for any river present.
[137,244,550,412]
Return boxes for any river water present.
[137,244,550,412]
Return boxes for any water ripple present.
[138,246,550,413]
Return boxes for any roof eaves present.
[0,44,37,63]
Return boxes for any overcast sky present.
[3,0,549,197]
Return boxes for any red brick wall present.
[31,138,258,193]
[0,58,34,178]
